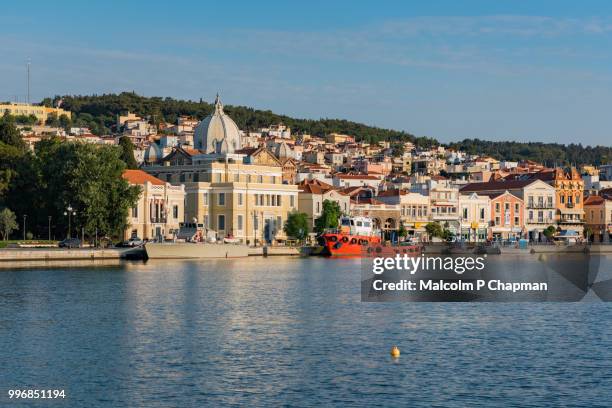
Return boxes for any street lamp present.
[48,216,52,241]
[23,214,27,241]
[64,205,76,239]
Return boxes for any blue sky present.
[2,1,612,145]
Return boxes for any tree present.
[583,226,593,242]
[45,112,60,127]
[314,200,342,233]
[0,208,17,240]
[59,114,72,131]
[425,222,443,239]
[398,223,408,240]
[0,114,26,150]
[543,225,556,241]
[284,212,309,241]
[118,136,138,169]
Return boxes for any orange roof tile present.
[122,169,165,185]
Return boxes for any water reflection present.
[0,256,611,406]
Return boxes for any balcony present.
[526,203,555,209]
[527,218,555,224]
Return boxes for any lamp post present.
[23,214,27,240]
[64,205,76,239]
[48,216,52,241]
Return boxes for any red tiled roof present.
[377,189,406,197]
[335,174,380,180]
[584,195,604,205]
[460,179,540,192]
[122,170,165,185]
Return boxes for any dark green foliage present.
[314,200,342,233]
[2,138,140,240]
[118,136,138,169]
[284,212,309,241]
[42,92,421,144]
[448,138,612,166]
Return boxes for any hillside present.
[41,92,611,165]
[41,92,434,146]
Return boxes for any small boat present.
[319,216,382,256]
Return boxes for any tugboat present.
[319,216,382,256]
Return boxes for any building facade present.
[122,170,185,241]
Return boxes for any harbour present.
[1,256,612,406]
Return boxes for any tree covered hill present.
[42,92,434,146]
[41,92,611,165]
[448,138,612,167]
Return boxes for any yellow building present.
[325,133,355,144]
[144,149,298,245]
[0,102,71,123]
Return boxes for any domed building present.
[194,94,242,154]
[144,142,162,164]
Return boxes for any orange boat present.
[319,216,382,256]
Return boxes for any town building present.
[428,185,460,235]
[458,193,491,242]
[461,179,556,241]
[584,195,612,242]
[297,179,350,229]
[1,102,71,123]
[122,170,185,241]
[143,96,298,245]
[376,190,429,239]
[484,191,524,241]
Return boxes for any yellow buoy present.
[390,346,400,357]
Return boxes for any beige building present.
[584,195,612,242]
[376,190,429,238]
[1,102,71,123]
[122,170,185,240]
[297,179,350,229]
[458,193,491,242]
[145,153,298,244]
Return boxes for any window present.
[277,195,282,206]
[463,208,468,219]
[258,175,263,183]
[504,203,510,211]
[495,216,500,225]
[480,208,485,220]
[218,193,225,206]
[547,196,553,207]
[576,195,580,204]
[234,173,240,182]
[215,173,222,182]
[515,203,520,213]
[247,175,252,183]
[290,195,295,208]
[173,205,179,219]
[203,193,208,205]
[131,206,138,218]
[529,210,533,221]
[316,202,321,213]
[237,215,243,230]
[218,215,225,231]
[514,216,519,225]
[238,193,243,206]
[495,203,500,212]
[560,195,565,204]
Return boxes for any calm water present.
[1,257,612,407]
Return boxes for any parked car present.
[58,238,81,248]
[126,237,144,247]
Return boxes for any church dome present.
[194,94,241,154]
[144,142,162,164]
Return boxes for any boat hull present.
[319,233,382,256]
[145,243,250,259]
